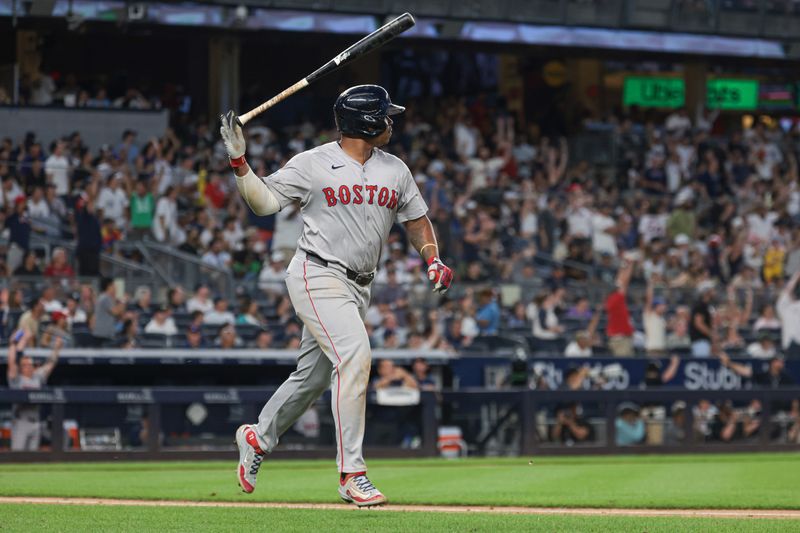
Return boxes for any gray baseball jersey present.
[249,142,428,474]
[263,141,428,272]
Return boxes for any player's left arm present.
[220,111,281,216]
[403,215,453,293]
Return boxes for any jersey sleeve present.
[262,152,312,210]
[395,164,428,223]
[34,367,49,385]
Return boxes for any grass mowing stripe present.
[1,452,799,471]
[1,453,798,510]
[1,503,799,533]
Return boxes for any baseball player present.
[220,85,453,506]
[6,329,62,451]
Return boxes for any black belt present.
[304,252,375,287]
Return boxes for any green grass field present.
[0,504,797,533]
[1,453,799,531]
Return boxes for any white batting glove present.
[219,110,246,159]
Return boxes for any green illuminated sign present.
[623,77,685,108]
[707,79,759,110]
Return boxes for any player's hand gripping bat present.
[236,12,415,127]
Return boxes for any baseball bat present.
[236,12,416,127]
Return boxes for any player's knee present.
[307,369,332,392]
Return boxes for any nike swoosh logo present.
[331,164,345,170]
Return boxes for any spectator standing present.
[5,196,31,273]
[116,130,139,165]
[17,298,45,345]
[6,330,62,451]
[666,198,696,241]
[591,203,618,258]
[777,271,800,358]
[129,180,154,240]
[643,282,668,356]
[44,184,67,223]
[689,282,717,358]
[152,186,179,244]
[604,260,635,357]
[27,186,50,219]
[44,141,70,197]
[96,173,129,229]
[91,277,126,346]
[75,199,102,276]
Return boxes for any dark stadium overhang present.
[0,0,787,60]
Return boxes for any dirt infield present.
[1,496,799,520]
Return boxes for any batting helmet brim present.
[387,103,405,115]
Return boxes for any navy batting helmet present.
[333,85,404,139]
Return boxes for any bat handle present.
[236,78,310,128]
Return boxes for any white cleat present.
[235,424,265,493]
[338,472,387,507]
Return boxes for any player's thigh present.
[286,262,370,366]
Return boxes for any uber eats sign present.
[623,77,762,110]
[623,77,685,108]
[706,79,758,110]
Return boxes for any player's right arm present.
[220,111,281,216]
[39,336,63,380]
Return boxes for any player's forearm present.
[234,161,250,178]
[404,216,438,263]
[233,162,281,216]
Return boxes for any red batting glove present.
[427,257,453,294]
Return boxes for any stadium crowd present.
[1,94,800,363]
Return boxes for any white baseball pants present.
[255,252,372,473]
